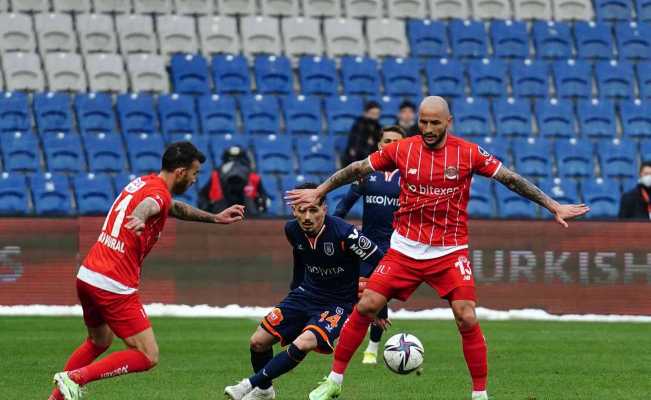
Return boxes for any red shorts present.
[366,248,477,302]
[76,279,151,339]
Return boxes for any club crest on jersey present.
[324,242,335,256]
[445,166,459,179]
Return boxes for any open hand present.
[214,204,245,224]
[553,203,591,227]
[284,188,322,207]
[124,215,146,235]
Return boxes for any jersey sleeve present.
[342,225,384,269]
[368,141,399,172]
[144,186,172,214]
[333,180,363,218]
[472,143,502,178]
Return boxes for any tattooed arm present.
[493,166,590,227]
[285,158,374,206]
[170,200,245,224]
[124,197,161,234]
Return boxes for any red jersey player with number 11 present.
[50,142,245,400]
[287,97,590,400]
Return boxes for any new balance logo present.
[408,168,418,175]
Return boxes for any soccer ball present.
[383,333,424,375]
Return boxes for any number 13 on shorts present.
[455,256,472,281]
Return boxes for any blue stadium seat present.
[620,99,651,138]
[210,134,250,165]
[468,177,495,218]
[424,58,465,98]
[212,54,251,94]
[324,95,364,136]
[490,20,530,59]
[615,22,651,62]
[34,92,74,134]
[535,98,576,138]
[296,136,337,175]
[574,21,615,60]
[577,98,617,139]
[125,133,165,175]
[0,92,30,133]
[114,172,138,193]
[582,178,620,218]
[641,139,651,160]
[116,93,156,135]
[74,173,114,215]
[83,131,127,173]
[452,97,492,136]
[371,95,402,126]
[282,94,322,136]
[620,176,639,193]
[553,59,592,98]
[254,55,293,95]
[594,0,634,21]
[240,94,280,135]
[170,54,210,96]
[495,183,537,218]
[0,131,40,172]
[260,173,282,216]
[476,136,509,163]
[31,172,72,215]
[255,135,293,174]
[198,94,237,135]
[341,56,380,96]
[158,93,199,136]
[75,93,116,134]
[637,62,651,99]
[449,19,488,59]
[328,185,362,218]
[493,97,532,137]
[42,132,85,173]
[510,59,549,98]
[555,138,595,177]
[0,172,29,214]
[596,138,638,178]
[539,178,581,204]
[298,56,338,96]
[511,137,553,177]
[636,0,651,23]
[532,21,573,60]
[381,57,422,97]
[407,19,448,58]
[468,58,507,97]
[167,133,213,168]
[595,60,635,99]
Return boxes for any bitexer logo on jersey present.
[407,184,460,196]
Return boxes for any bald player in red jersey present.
[287,97,590,400]
[50,142,245,400]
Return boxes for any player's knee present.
[89,335,112,349]
[357,292,385,317]
[250,335,272,353]
[455,306,478,331]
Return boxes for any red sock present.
[460,323,488,391]
[50,338,109,399]
[68,349,153,385]
[332,307,374,374]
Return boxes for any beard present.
[421,126,448,149]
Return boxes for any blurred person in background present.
[396,100,418,137]
[343,101,382,166]
[199,146,268,217]
[619,161,651,220]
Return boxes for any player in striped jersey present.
[287,96,590,400]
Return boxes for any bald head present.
[419,96,450,117]
[417,96,452,149]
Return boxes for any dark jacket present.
[618,184,651,220]
[399,121,419,137]
[343,116,381,166]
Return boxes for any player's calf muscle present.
[357,290,387,317]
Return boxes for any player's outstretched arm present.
[125,197,161,235]
[493,166,590,227]
[170,200,245,224]
[285,158,374,206]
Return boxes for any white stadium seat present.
[86,53,128,92]
[35,13,77,53]
[367,18,409,58]
[471,0,513,19]
[387,0,428,18]
[282,17,324,58]
[127,53,169,92]
[77,13,118,53]
[2,52,45,91]
[216,0,256,15]
[261,0,299,16]
[304,0,340,17]
[552,0,594,20]
[0,13,36,52]
[92,0,132,13]
[45,52,88,91]
[157,14,199,56]
[344,0,384,18]
[198,15,240,56]
[174,0,214,15]
[429,0,470,19]
[324,18,366,57]
[133,0,173,14]
[116,14,157,54]
[513,0,552,19]
[241,15,282,56]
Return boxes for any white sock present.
[365,340,379,354]
[472,390,488,397]
[328,371,344,385]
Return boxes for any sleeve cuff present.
[490,162,503,178]
[367,156,377,171]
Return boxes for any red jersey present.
[82,175,172,289]
[368,134,501,247]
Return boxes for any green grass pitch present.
[2,317,650,399]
